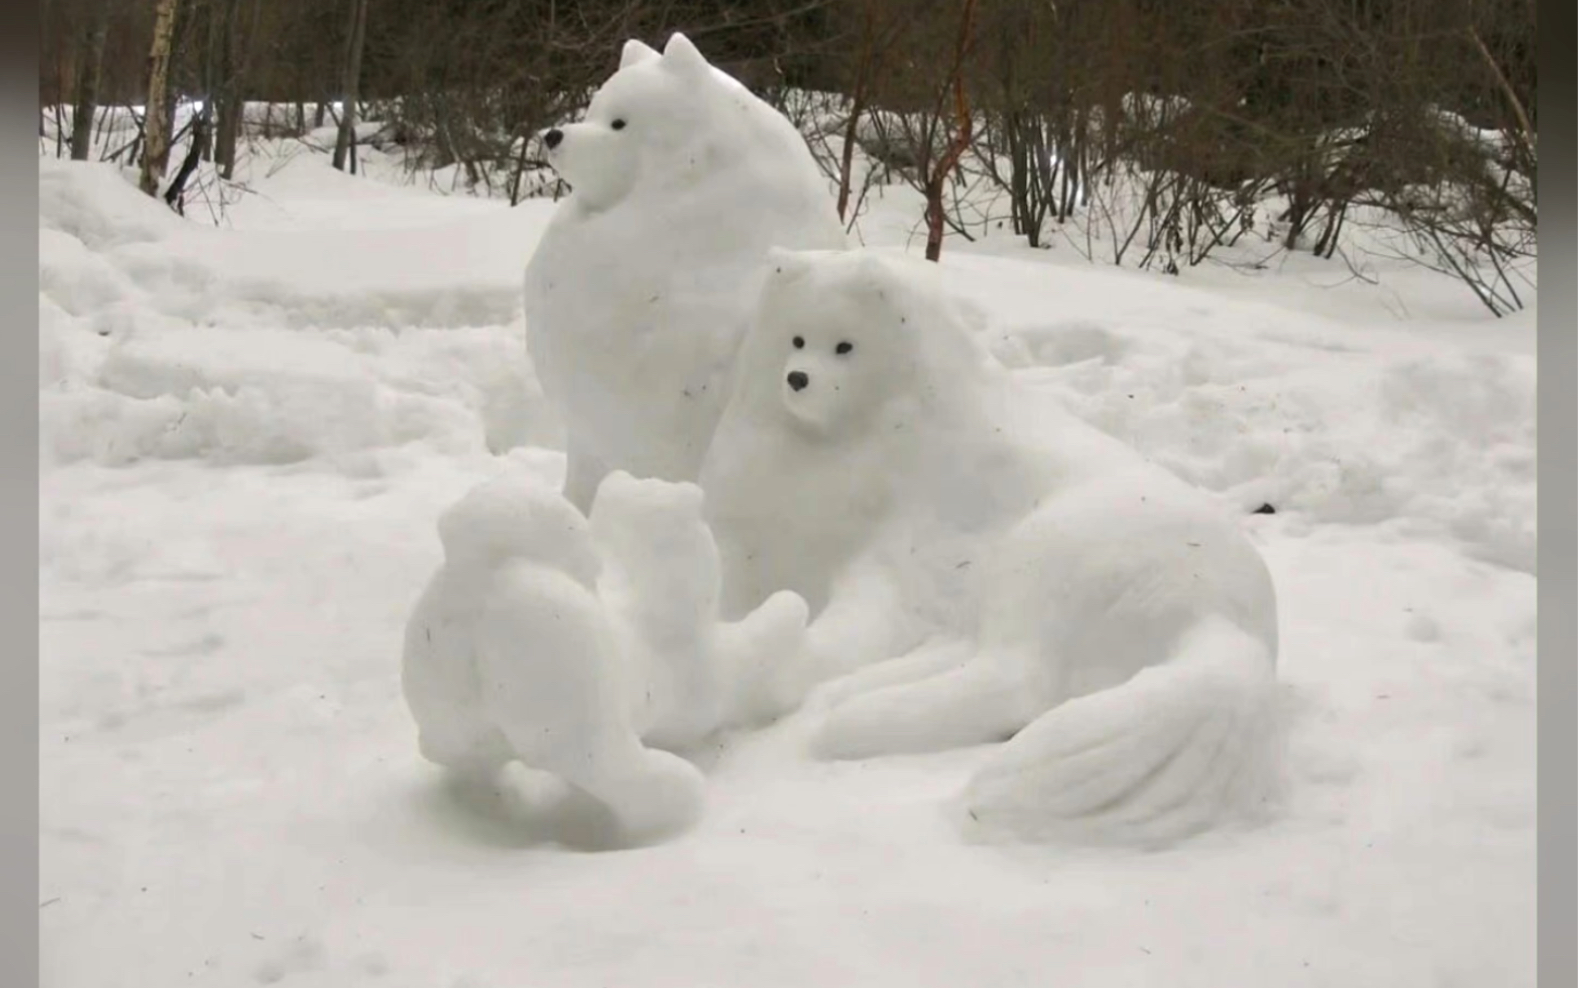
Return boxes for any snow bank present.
[938,253,1537,574]
[38,157,562,471]
[40,159,187,250]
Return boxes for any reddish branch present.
[923,0,978,262]
[835,4,876,222]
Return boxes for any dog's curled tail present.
[958,614,1278,848]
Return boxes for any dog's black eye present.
[835,341,854,355]
[611,118,627,131]
[792,336,805,349]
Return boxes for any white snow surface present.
[40,130,1535,988]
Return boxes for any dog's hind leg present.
[809,635,976,711]
[809,650,1034,761]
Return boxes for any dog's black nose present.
[787,371,809,392]
[544,129,564,150]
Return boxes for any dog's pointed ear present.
[619,38,660,70]
[589,469,638,520]
[853,250,903,292]
[766,248,816,282]
[662,33,711,77]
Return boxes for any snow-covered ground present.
[39,136,1535,987]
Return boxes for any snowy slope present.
[39,148,1535,988]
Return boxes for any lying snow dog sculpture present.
[523,33,848,513]
[701,247,1053,645]
[400,469,809,844]
[701,249,1280,845]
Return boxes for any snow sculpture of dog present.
[400,469,809,844]
[523,33,847,513]
[700,249,1281,845]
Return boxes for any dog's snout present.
[787,370,809,392]
[543,128,564,150]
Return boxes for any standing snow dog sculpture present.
[523,33,848,513]
[700,249,1281,846]
[401,469,809,845]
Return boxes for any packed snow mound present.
[42,321,556,470]
[401,467,811,844]
[980,299,1537,574]
[38,159,561,471]
[705,248,1280,845]
[523,33,847,512]
[39,155,189,250]
[40,156,539,330]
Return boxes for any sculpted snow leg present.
[806,635,976,714]
[811,650,1036,761]
[714,589,812,727]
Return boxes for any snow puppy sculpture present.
[401,469,809,845]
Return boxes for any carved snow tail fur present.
[957,614,1277,849]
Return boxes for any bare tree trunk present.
[70,3,111,161]
[924,0,978,262]
[211,0,238,171]
[51,11,71,158]
[332,0,370,174]
[198,0,218,161]
[508,124,534,206]
[216,0,264,179]
[836,5,877,222]
[164,113,209,213]
[836,102,866,223]
[139,0,182,197]
[40,0,52,134]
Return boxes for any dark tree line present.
[39,0,1536,310]
[39,0,839,180]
